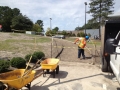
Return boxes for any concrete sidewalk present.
[23,61,120,90]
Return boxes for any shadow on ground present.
[31,71,68,90]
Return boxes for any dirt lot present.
[51,37,101,64]
[0,32,120,90]
[0,32,100,64]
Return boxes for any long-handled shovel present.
[21,55,32,77]
[75,43,93,57]
[22,57,44,77]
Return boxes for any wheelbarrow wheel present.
[43,70,46,77]
[56,65,59,74]
[46,69,49,74]
[52,70,55,78]
[0,81,8,90]
[25,82,31,90]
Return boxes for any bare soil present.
[51,38,101,65]
[0,32,101,65]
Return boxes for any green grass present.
[36,37,52,43]
[0,41,13,51]
[65,37,77,42]
[4,37,51,43]
[0,34,51,52]
[10,33,21,36]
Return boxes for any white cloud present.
[0,0,120,31]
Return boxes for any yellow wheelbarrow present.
[40,58,60,78]
[0,69,36,90]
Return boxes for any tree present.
[32,24,41,32]
[45,27,52,36]
[35,20,44,32]
[81,19,99,30]
[75,26,82,31]
[12,8,21,17]
[0,6,13,32]
[88,0,114,37]
[52,27,59,34]
[62,30,67,36]
[11,15,33,31]
[88,0,114,23]
[0,6,35,32]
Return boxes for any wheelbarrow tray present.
[40,58,59,70]
[0,69,36,89]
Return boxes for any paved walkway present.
[23,61,120,90]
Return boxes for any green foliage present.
[62,30,67,35]
[11,15,33,31]
[88,0,114,24]
[0,6,14,32]
[45,27,59,36]
[33,51,45,59]
[45,28,52,36]
[0,6,34,32]
[75,26,82,31]
[12,8,20,17]
[67,31,73,37]
[25,51,45,63]
[0,60,10,73]
[32,24,41,32]
[10,57,26,68]
[82,20,99,29]
[72,33,76,37]
[25,54,37,63]
[52,27,59,34]
[77,33,80,37]
[80,0,114,29]
[77,32,85,37]
[35,20,44,32]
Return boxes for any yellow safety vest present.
[78,38,86,49]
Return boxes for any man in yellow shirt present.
[74,36,89,60]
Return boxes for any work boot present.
[83,57,85,60]
[80,58,82,60]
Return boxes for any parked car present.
[52,35,65,39]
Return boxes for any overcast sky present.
[0,0,120,31]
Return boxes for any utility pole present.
[84,2,87,36]
[99,0,102,39]
[50,18,52,58]
[50,18,52,31]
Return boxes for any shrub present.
[25,54,37,63]
[77,33,80,37]
[10,57,26,68]
[33,51,45,59]
[0,60,10,73]
[25,51,45,63]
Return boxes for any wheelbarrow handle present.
[22,57,44,77]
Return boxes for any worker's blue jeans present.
[78,47,85,59]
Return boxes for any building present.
[57,29,99,38]
[84,29,99,39]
